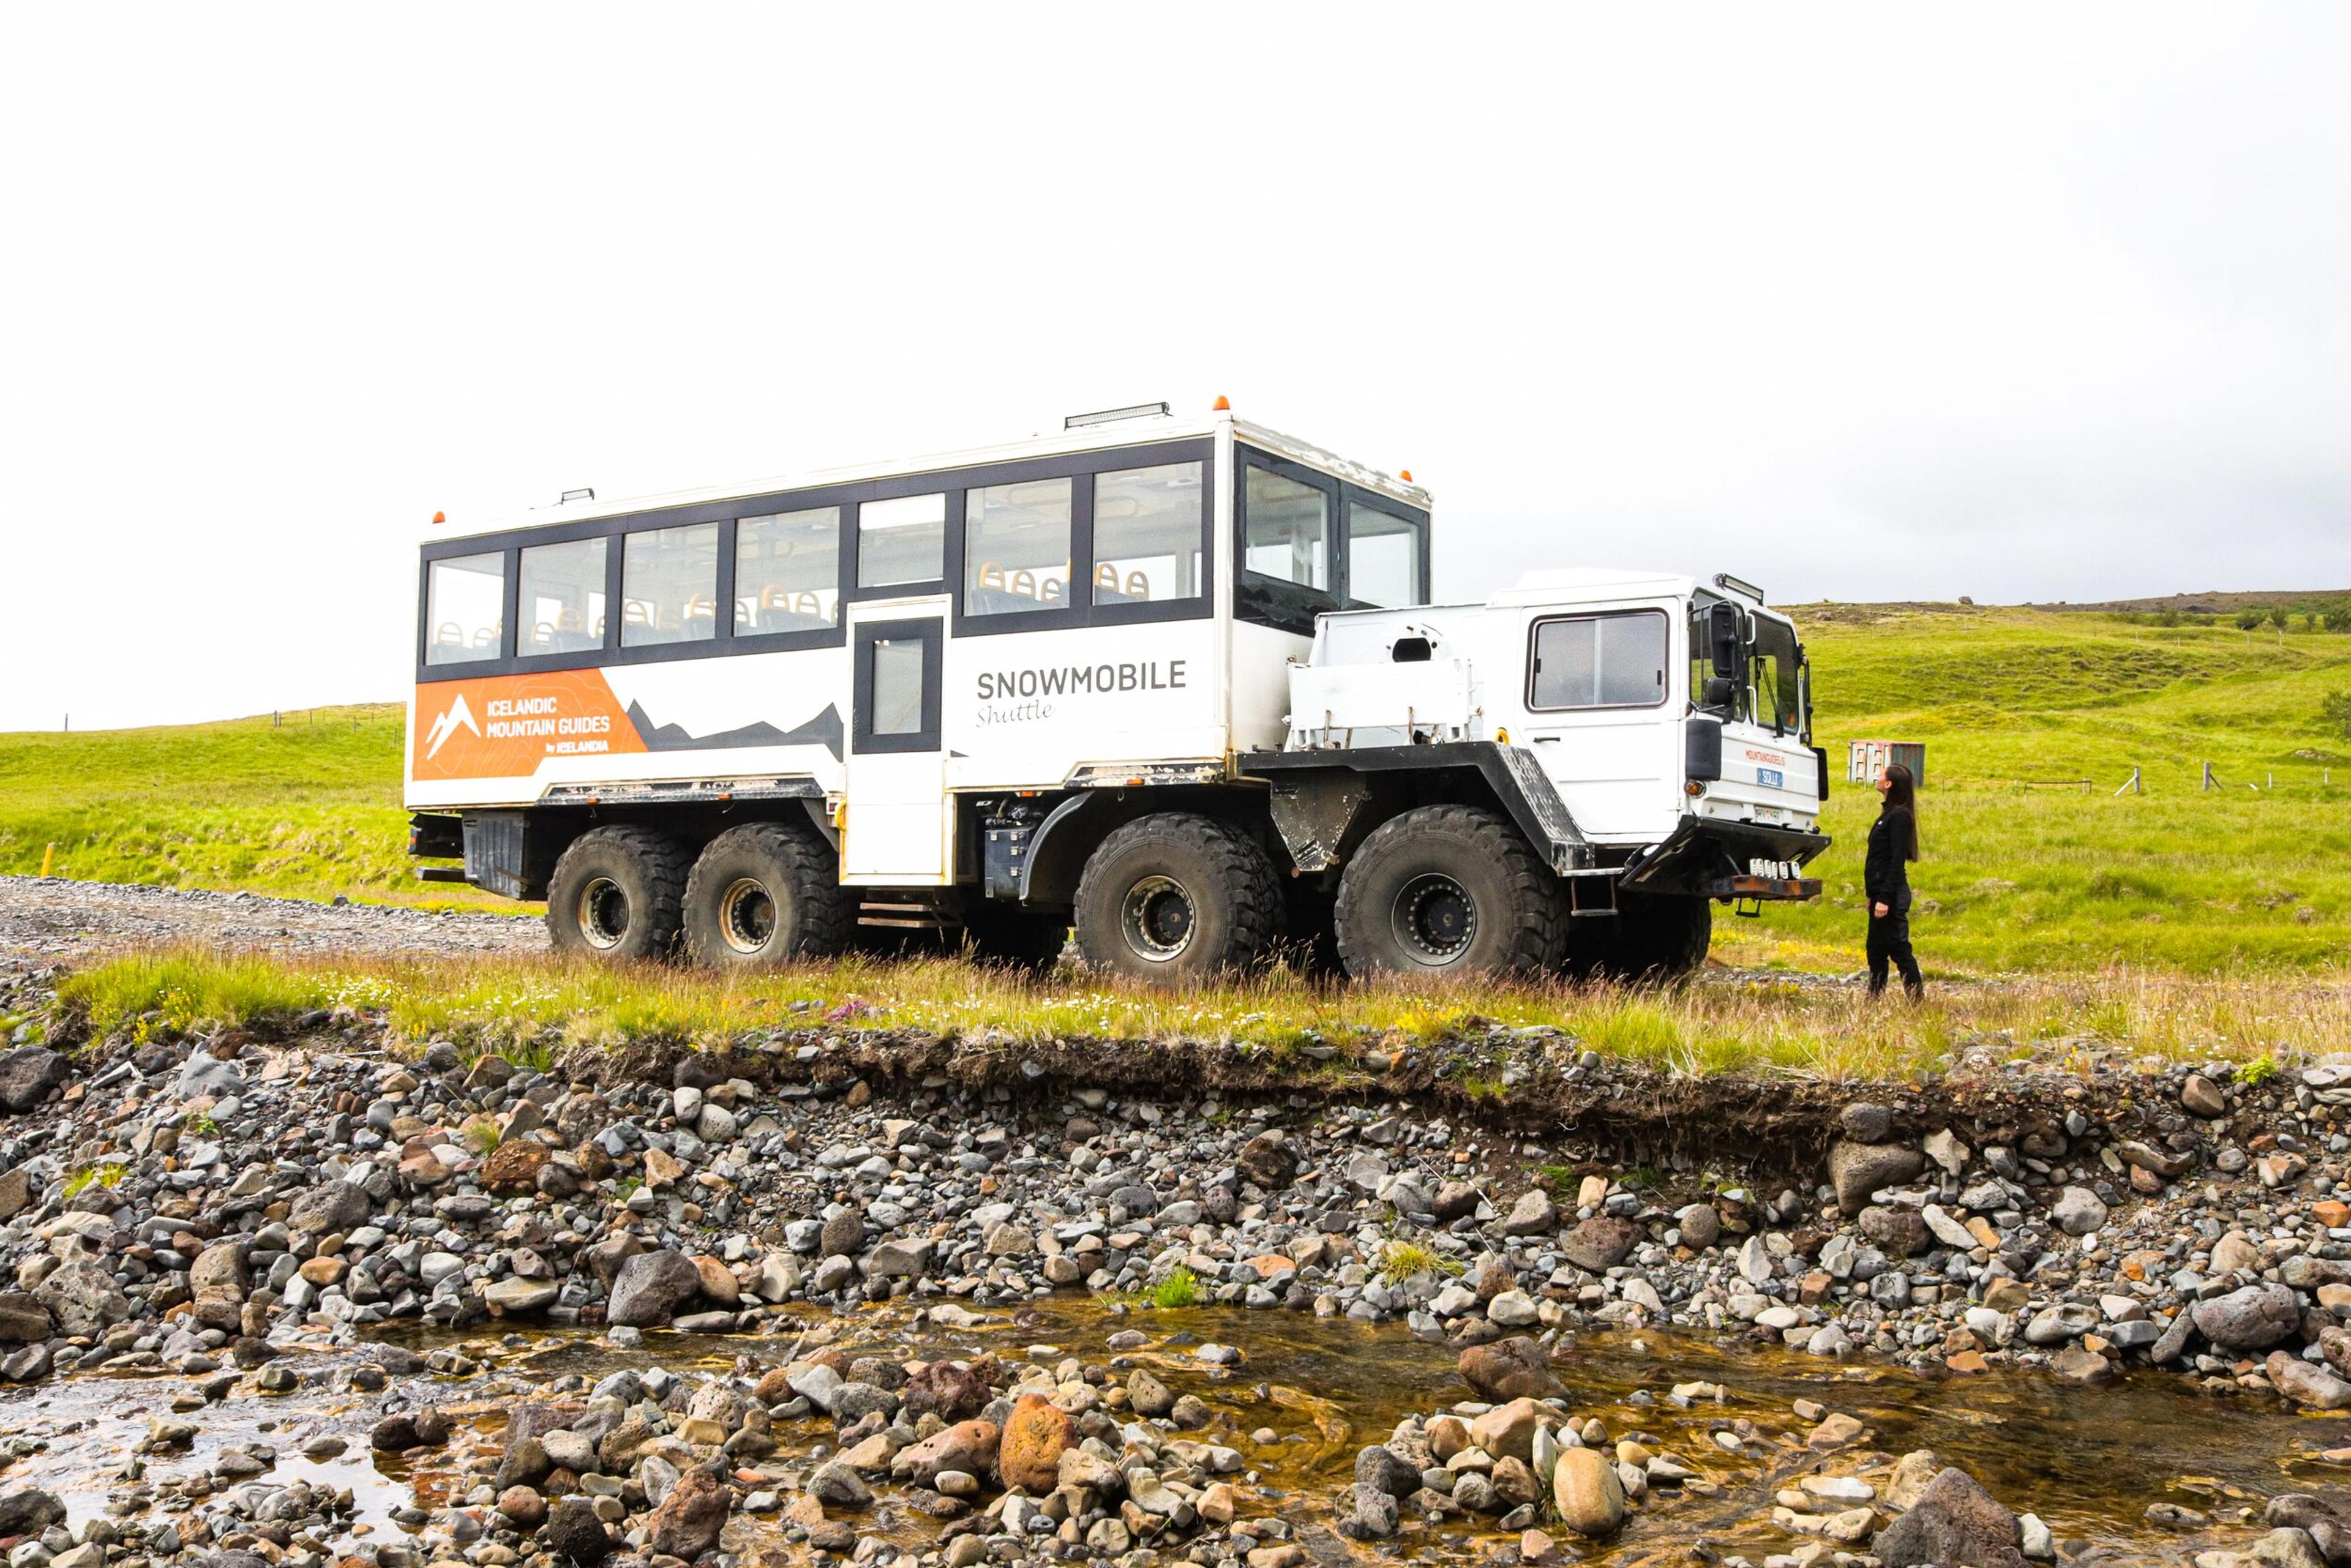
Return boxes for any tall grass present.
[50,948,2351,1081]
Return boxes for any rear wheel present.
[1333,805,1562,978]
[681,822,856,969]
[961,903,1071,972]
[1073,814,1282,982]
[547,826,689,962]
[1599,891,1712,980]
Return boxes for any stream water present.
[2,1302,2343,1563]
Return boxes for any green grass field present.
[5,605,2351,972]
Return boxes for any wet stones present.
[1872,1465,2028,1568]
[2268,1351,2351,1410]
[648,1463,733,1553]
[1550,1446,1627,1538]
[2195,1282,2304,1351]
[0,1489,64,1537]
[606,1248,702,1327]
[997,1392,1074,1491]
[903,1357,992,1421]
[1829,1140,1925,1214]
[1458,1336,1565,1401]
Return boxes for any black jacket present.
[1865,808,1913,907]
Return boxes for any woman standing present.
[1864,762,1924,999]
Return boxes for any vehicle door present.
[1511,604,1681,839]
[841,603,951,883]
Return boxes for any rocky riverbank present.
[4,962,2351,1565]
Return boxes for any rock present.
[691,1255,740,1307]
[2181,1073,2227,1118]
[1873,1466,2027,1568]
[0,1295,48,1344]
[1830,1141,1925,1213]
[539,1498,613,1566]
[2270,1352,2351,1410]
[1237,1131,1298,1188]
[0,1490,63,1537]
[1562,1216,1638,1272]
[1861,1205,1930,1256]
[483,1278,558,1315]
[2050,1187,2108,1236]
[895,1419,999,1488]
[1355,1444,1419,1497]
[288,1180,370,1236]
[818,1207,865,1259]
[1922,1128,1968,1174]
[0,1049,70,1112]
[2049,1346,2113,1384]
[647,1465,732,1553]
[1468,1398,1544,1463]
[1125,1368,1176,1419]
[1839,1103,1894,1143]
[495,1485,547,1529]
[1551,1447,1627,1538]
[1501,1190,1558,1236]
[2196,1283,2304,1351]
[32,1260,129,1337]
[480,1139,550,1195]
[1458,1337,1565,1401]
[999,1393,1075,1491]
[1676,1204,1720,1250]
[1487,1289,1540,1327]
[607,1249,703,1327]
[2246,1529,2330,1568]
[904,1359,992,1422]
[1338,1482,1398,1540]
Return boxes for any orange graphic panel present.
[411,669,646,782]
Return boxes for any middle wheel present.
[1334,805,1564,977]
[681,821,857,969]
[1072,812,1282,982]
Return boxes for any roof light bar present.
[1712,572,1766,603]
[560,488,596,505]
[1064,402,1171,430]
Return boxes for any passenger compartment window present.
[737,507,841,634]
[1348,503,1422,608]
[964,479,1071,615]
[621,523,719,648]
[517,539,607,656]
[1093,462,1203,604]
[1529,612,1668,710]
[425,553,506,665]
[858,493,945,588]
[1243,466,1329,589]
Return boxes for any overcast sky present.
[3,6,2347,731]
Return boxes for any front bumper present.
[1620,813,1831,901]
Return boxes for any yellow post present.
[39,844,54,878]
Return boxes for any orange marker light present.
[1399,470,1413,483]
[431,511,446,525]
[1212,395,1230,411]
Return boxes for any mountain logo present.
[424,694,481,760]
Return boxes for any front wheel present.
[1333,805,1562,978]
[681,822,856,969]
[546,826,689,961]
[1073,814,1282,983]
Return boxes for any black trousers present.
[1867,902,1923,997]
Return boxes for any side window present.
[1093,461,1204,604]
[1348,503,1423,608]
[737,507,840,634]
[425,553,506,665]
[621,523,719,647]
[1530,612,1668,710]
[858,493,946,588]
[1243,466,1329,589]
[964,479,1072,615]
[853,618,943,753]
[517,539,607,656]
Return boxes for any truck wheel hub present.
[719,877,777,955]
[1122,876,1196,961]
[1396,873,1475,961]
[579,877,632,950]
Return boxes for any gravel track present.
[0,875,547,972]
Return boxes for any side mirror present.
[1701,676,1738,709]
[1709,602,1742,675]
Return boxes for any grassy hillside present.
[5,606,2351,972]
[0,705,508,912]
[1721,606,2351,973]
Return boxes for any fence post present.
[2202,760,2215,792]
[2113,767,2141,797]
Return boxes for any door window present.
[1529,612,1669,710]
[853,618,943,752]
[1347,503,1423,607]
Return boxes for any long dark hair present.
[1880,762,1919,861]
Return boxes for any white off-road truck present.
[405,401,1826,981]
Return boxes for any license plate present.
[1757,767,1783,789]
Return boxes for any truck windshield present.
[1752,615,1801,735]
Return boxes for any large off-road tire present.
[546,825,689,962]
[1333,805,1564,978]
[1600,891,1712,980]
[961,902,1071,973]
[681,822,857,969]
[1278,877,1344,978]
[1073,814,1283,982]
